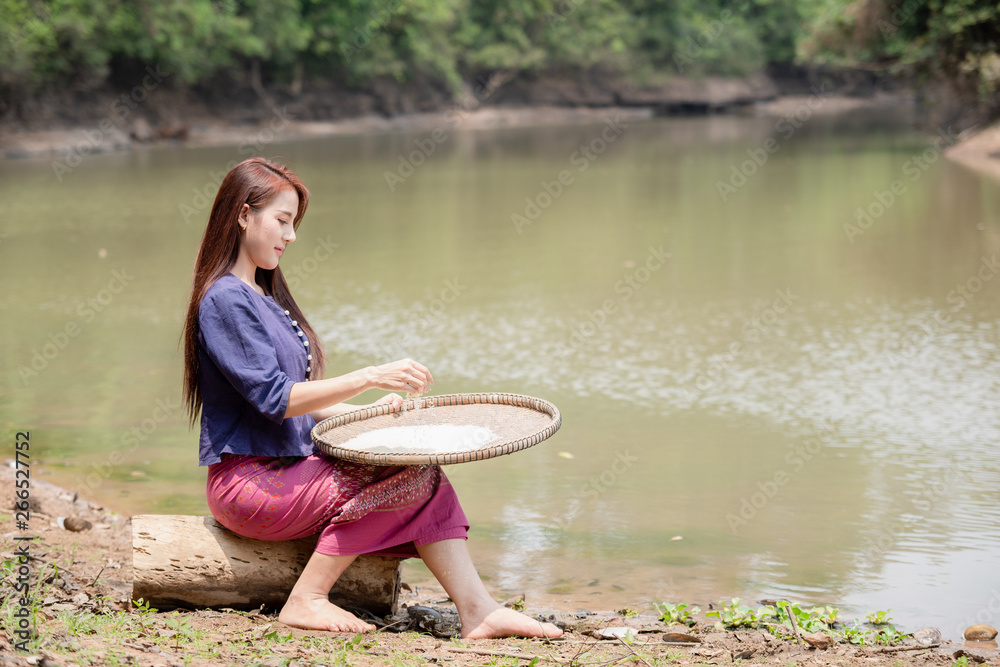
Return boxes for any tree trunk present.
[131,515,401,615]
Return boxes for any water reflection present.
[2,108,999,638]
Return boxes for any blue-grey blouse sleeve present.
[198,286,292,423]
[196,276,317,466]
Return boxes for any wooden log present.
[131,515,401,615]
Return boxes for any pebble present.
[592,626,637,640]
[913,626,942,645]
[965,624,998,641]
[57,516,92,532]
[803,632,833,649]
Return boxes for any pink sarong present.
[206,454,469,557]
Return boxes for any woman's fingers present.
[381,358,433,394]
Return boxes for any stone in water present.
[965,625,998,641]
[341,424,498,454]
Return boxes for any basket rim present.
[310,392,561,466]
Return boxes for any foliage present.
[0,0,829,100]
[654,601,700,626]
[770,600,838,635]
[706,598,775,629]
[801,0,1000,101]
[2,0,991,121]
[865,608,893,625]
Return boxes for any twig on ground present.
[614,636,653,667]
[444,646,565,664]
[787,608,804,647]
[872,643,941,653]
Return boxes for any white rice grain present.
[339,424,498,454]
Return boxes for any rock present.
[665,624,695,634]
[913,627,942,645]
[952,648,991,664]
[130,117,153,142]
[662,632,701,643]
[592,626,637,640]
[157,123,189,141]
[57,516,92,531]
[965,624,998,641]
[803,632,833,649]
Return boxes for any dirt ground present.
[2,462,999,667]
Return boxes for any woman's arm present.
[310,393,404,423]
[285,359,433,420]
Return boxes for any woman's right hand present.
[367,358,434,396]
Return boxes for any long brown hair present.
[182,157,326,426]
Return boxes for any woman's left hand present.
[372,394,404,409]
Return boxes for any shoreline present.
[3,462,999,667]
[945,120,1000,182]
[0,90,919,164]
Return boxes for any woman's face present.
[238,188,299,271]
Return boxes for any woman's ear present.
[238,203,251,231]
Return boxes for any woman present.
[182,157,561,639]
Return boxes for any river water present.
[3,106,999,639]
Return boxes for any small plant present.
[873,625,907,645]
[837,620,869,646]
[263,628,295,643]
[655,602,700,626]
[866,609,893,625]
[162,613,195,650]
[706,598,773,629]
[952,656,971,667]
[770,601,837,634]
[810,605,839,626]
[617,607,639,618]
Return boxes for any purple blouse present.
[197,274,318,466]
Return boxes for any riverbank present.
[946,120,1000,183]
[3,462,998,667]
[0,67,915,162]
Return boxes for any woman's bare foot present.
[461,604,563,639]
[278,595,376,633]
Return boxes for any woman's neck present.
[230,255,266,296]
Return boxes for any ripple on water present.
[315,286,1000,631]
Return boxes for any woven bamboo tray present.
[311,392,561,466]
